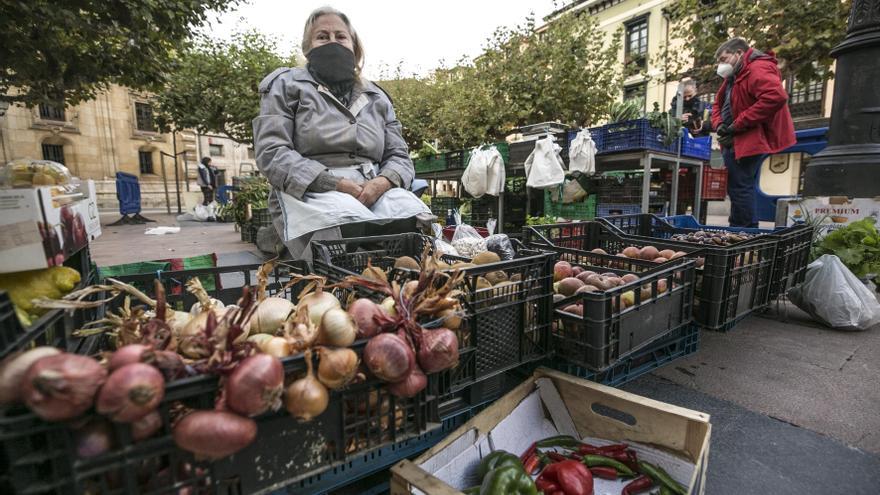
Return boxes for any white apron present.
[272,163,432,260]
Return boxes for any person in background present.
[711,37,795,227]
[669,79,710,137]
[196,157,217,206]
[253,6,431,261]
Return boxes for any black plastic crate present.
[508,133,570,168]
[444,150,465,170]
[550,323,700,387]
[596,214,778,331]
[251,207,272,229]
[430,196,460,218]
[0,247,95,359]
[551,247,696,370]
[311,233,555,408]
[768,224,813,299]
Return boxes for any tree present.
[663,0,851,85]
[382,12,623,151]
[155,31,295,144]
[0,0,241,106]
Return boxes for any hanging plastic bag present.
[524,136,565,189]
[560,178,588,204]
[788,254,880,331]
[568,129,597,175]
[431,223,460,257]
[461,146,505,199]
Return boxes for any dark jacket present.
[711,48,796,159]
[670,94,710,136]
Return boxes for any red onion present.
[173,410,257,459]
[96,363,165,423]
[0,346,61,405]
[348,298,385,338]
[23,353,107,421]
[74,418,115,458]
[131,410,163,442]
[364,333,414,383]
[225,354,284,417]
[388,366,427,398]
[417,328,460,373]
[108,344,150,371]
[145,350,188,381]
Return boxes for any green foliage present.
[609,99,645,123]
[646,102,683,146]
[231,177,270,226]
[0,0,241,106]
[814,218,880,279]
[381,12,622,150]
[526,215,556,226]
[662,0,851,84]
[156,31,296,144]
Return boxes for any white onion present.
[318,308,357,347]
[249,297,295,334]
[298,290,341,327]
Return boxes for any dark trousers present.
[200,187,214,206]
[722,148,762,227]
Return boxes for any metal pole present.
[671,82,684,216]
[160,153,171,215]
[172,131,182,214]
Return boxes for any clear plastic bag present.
[788,254,880,331]
[1,159,72,188]
[431,223,460,257]
[451,215,487,258]
[486,234,515,261]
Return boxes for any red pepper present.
[621,474,654,495]
[536,459,593,495]
[577,444,605,456]
[523,453,541,475]
[589,466,619,480]
[547,452,569,463]
[597,443,628,453]
[521,442,537,463]
[535,477,560,493]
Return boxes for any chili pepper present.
[461,487,481,495]
[521,442,537,463]
[577,444,605,456]
[589,466,619,480]
[547,452,569,463]
[478,450,523,479]
[621,475,654,495]
[523,453,541,475]
[637,461,686,495]
[659,485,675,495]
[536,435,582,449]
[535,460,594,495]
[606,450,639,471]
[597,443,629,453]
[479,464,538,495]
[581,454,636,477]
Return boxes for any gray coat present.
[252,67,414,200]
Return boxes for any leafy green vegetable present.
[814,218,880,280]
[647,102,682,147]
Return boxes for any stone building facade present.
[0,85,255,211]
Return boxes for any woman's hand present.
[357,177,393,208]
[336,178,363,198]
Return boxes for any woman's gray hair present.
[302,6,364,74]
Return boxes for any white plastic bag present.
[451,219,487,258]
[431,223,460,257]
[462,146,506,198]
[568,129,597,175]
[788,254,880,331]
[524,136,565,189]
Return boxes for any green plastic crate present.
[463,143,510,168]
[544,189,597,220]
[414,154,447,174]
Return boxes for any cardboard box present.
[0,180,101,273]
[779,197,880,238]
[390,368,711,495]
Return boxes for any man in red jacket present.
[711,38,795,227]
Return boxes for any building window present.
[625,16,649,73]
[787,74,826,119]
[209,144,224,157]
[42,144,65,165]
[135,102,156,132]
[139,151,154,174]
[247,147,255,159]
[39,103,66,122]
[623,83,647,111]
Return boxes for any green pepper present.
[479,465,538,495]
[462,487,481,495]
[478,450,523,479]
[536,434,582,449]
[581,454,636,477]
[638,461,686,495]
[660,485,675,495]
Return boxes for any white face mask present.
[716,63,734,79]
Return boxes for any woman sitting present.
[253,6,432,261]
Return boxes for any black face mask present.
[307,43,356,84]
